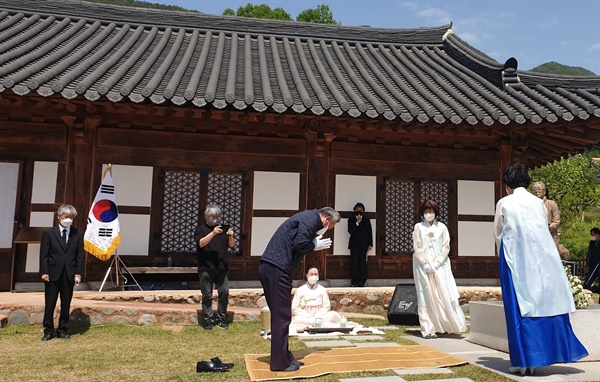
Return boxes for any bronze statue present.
[531,182,561,248]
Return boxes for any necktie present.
[62,229,67,245]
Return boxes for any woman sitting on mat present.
[291,265,341,327]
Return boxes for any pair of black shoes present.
[196,357,234,373]
[42,330,70,341]
[204,319,229,330]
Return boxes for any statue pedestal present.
[469,301,600,361]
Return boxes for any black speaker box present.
[387,284,420,326]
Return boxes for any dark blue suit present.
[258,210,322,371]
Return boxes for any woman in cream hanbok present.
[412,200,466,339]
[291,265,341,327]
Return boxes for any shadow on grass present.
[68,308,91,335]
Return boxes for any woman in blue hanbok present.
[494,164,588,375]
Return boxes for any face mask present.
[423,213,435,222]
[591,236,596,241]
[60,218,73,228]
[207,218,219,226]
[316,221,329,236]
[307,275,319,285]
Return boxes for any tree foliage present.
[530,148,600,259]
[529,149,600,216]
[529,61,596,76]
[223,3,292,21]
[82,0,196,12]
[296,5,338,25]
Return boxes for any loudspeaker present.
[387,284,420,326]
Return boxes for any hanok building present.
[1,0,599,291]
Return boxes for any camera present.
[219,224,230,233]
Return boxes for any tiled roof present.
[1,0,600,127]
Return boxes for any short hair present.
[502,163,531,189]
[319,207,341,223]
[419,200,439,217]
[204,204,222,218]
[57,204,77,216]
[591,227,600,235]
[353,202,365,211]
[305,264,319,274]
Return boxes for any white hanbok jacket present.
[494,187,575,317]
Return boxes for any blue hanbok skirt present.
[499,241,588,367]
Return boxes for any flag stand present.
[99,251,142,292]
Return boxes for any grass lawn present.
[0,316,513,382]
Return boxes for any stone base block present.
[469,301,600,361]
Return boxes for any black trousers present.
[199,270,229,323]
[43,267,74,335]
[583,263,599,290]
[350,248,368,285]
[258,261,296,371]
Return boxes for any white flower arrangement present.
[564,266,589,309]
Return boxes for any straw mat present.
[244,344,468,381]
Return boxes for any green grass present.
[0,318,513,382]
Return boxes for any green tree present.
[530,149,600,217]
[530,148,600,259]
[296,4,338,25]
[223,3,292,21]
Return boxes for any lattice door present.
[384,179,414,254]
[421,181,449,224]
[160,170,201,254]
[207,173,243,254]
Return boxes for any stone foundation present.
[469,301,600,361]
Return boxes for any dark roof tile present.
[0,0,599,127]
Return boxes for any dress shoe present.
[211,357,234,369]
[57,331,70,339]
[291,359,304,366]
[41,332,55,341]
[196,360,229,373]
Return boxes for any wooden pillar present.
[61,104,100,280]
[499,140,513,197]
[303,119,336,279]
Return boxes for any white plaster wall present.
[29,212,54,227]
[334,175,377,256]
[253,171,299,210]
[458,221,496,256]
[0,162,19,248]
[109,165,153,207]
[457,180,495,215]
[334,175,376,212]
[31,161,58,204]
[333,218,376,256]
[118,214,150,256]
[25,243,40,273]
[251,217,288,256]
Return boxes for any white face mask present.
[307,275,319,285]
[591,236,597,241]
[316,221,329,236]
[423,213,435,222]
[60,218,73,228]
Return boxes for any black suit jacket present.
[39,226,85,281]
[347,216,373,250]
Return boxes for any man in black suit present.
[39,204,84,341]
[348,202,373,287]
